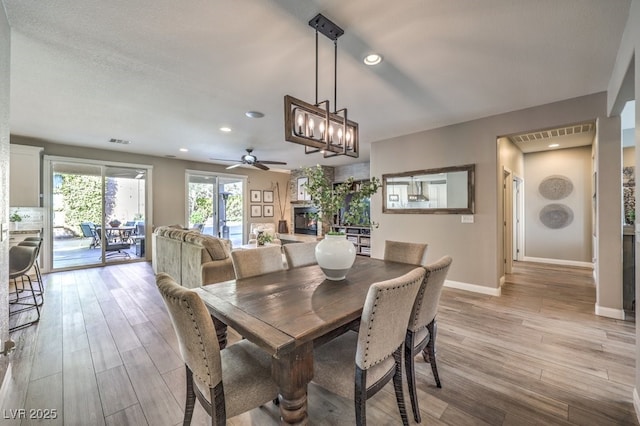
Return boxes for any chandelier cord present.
[315,29,319,106]
[334,39,337,113]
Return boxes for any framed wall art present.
[250,204,262,217]
[263,190,274,203]
[264,205,274,217]
[250,190,262,203]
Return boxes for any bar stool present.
[9,245,41,331]
[17,238,43,304]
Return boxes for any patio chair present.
[80,222,100,248]
[96,227,131,259]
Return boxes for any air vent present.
[108,138,131,145]
[510,122,594,144]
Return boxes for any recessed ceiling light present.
[245,111,265,118]
[220,127,232,132]
[364,54,382,66]
[179,148,188,152]
[548,143,560,148]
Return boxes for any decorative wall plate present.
[538,175,573,200]
[539,203,574,229]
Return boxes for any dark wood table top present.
[193,256,420,357]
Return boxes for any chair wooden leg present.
[426,320,441,388]
[355,366,367,426]
[183,366,196,426]
[211,382,226,426]
[392,348,409,426]
[404,332,421,423]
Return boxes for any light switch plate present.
[461,215,474,224]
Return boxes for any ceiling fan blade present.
[253,163,269,171]
[226,163,242,169]
[258,160,287,165]
[210,157,238,162]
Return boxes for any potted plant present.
[257,231,273,246]
[303,165,381,280]
[108,219,122,228]
[9,210,28,231]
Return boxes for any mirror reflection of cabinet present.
[10,144,43,207]
[382,164,475,214]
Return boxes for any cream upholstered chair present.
[155,273,277,425]
[404,255,452,422]
[247,223,281,245]
[283,241,318,269]
[313,267,426,426]
[384,240,428,265]
[230,245,285,279]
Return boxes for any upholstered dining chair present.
[283,241,318,269]
[230,245,285,279]
[384,240,428,265]
[405,255,453,423]
[155,273,278,425]
[313,267,426,426]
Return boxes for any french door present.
[186,170,245,247]
[43,156,152,271]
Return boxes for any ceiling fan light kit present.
[284,13,359,159]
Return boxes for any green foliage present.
[302,165,381,229]
[9,210,26,222]
[55,173,117,233]
[257,232,273,245]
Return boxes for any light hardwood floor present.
[1,261,637,425]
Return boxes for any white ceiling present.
[2,0,631,171]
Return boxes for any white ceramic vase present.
[315,233,356,281]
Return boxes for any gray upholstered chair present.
[230,245,285,279]
[313,267,426,426]
[384,240,428,265]
[9,245,41,331]
[155,273,278,425]
[404,255,452,422]
[283,241,318,269]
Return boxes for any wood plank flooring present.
[1,261,637,425]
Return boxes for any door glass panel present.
[52,162,103,269]
[219,177,243,247]
[104,166,146,262]
[187,173,244,248]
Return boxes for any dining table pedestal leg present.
[272,342,313,425]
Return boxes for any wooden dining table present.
[193,256,419,425]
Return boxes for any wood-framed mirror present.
[382,164,475,214]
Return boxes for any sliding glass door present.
[186,171,245,247]
[46,157,150,271]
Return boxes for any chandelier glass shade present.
[284,14,359,158]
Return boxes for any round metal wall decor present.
[539,204,574,229]
[538,175,573,200]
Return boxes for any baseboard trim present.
[595,304,625,320]
[0,362,12,411]
[634,388,640,424]
[445,279,501,296]
[523,256,594,269]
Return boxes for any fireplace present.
[293,207,318,235]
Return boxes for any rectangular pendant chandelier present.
[284,14,359,158]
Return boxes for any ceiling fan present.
[210,148,287,171]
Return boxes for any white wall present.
[523,146,592,263]
[0,0,10,392]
